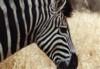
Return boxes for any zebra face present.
[35,12,78,69]
[35,0,78,68]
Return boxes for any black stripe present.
[41,0,47,25]
[37,26,56,47]
[39,31,67,52]
[48,0,51,17]
[27,0,36,44]
[46,39,69,56]
[4,0,17,54]
[54,58,60,64]
[24,0,30,33]
[32,0,42,42]
[0,7,8,59]
[34,0,43,38]
[36,15,55,40]
[51,47,70,61]
[0,52,1,62]
[14,0,26,48]
[53,52,70,62]
[43,1,47,21]
[38,15,58,38]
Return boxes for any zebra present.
[0,0,78,69]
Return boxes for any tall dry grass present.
[68,11,100,69]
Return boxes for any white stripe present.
[10,0,20,51]
[0,0,11,57]
[53,51,71,62]
[45,0,49,20]
[37,28,58,46]
[38,15,56,37]
[27,0,33,33]
[40,0,45,24]
[19,0,27,46]
[36,14,43,34]
[41,31,61,50]
[37,0,51,32]
[36,16,56,41]
[53,55,71,63]
[0,42,4,61]
[35,0,50,35]
[52,47,70,58]
[35,0,39,25]
[30,0,39,42]
[41,0,45,17]
[46,39,68,54]
[26,0,33,44]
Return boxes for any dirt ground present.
[68,11,100,69]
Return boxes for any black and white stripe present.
[0,0,78,69]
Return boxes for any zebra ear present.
[50,0,66,13]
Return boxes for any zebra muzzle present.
[57,53,78,69]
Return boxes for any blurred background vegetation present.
[70,0,100,13]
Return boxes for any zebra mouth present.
[56,53,78,69]
[57,61,68,69]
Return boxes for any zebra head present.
[0,0,78,67]
[34,0,78,69]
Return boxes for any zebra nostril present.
[57,61,69,69]
[68,53,78,69]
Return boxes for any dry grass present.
[0,43,56,69]
[68,11,100,69]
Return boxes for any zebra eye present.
[59,27,67,33]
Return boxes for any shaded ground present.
[68,11,100,69]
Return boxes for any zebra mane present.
[62,0,73,17]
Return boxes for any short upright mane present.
[62,0,73,17]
